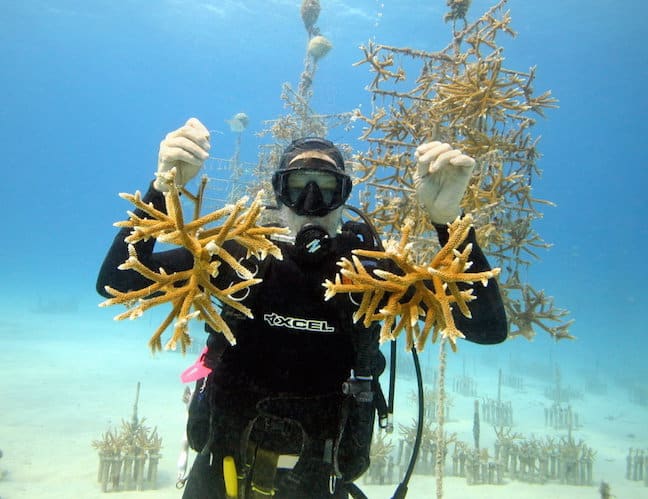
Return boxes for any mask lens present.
[286,170,339,206]
[273,166,351,216]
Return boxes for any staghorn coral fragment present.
[323,215,500,352]
[100,168,288,353]
[506,284,574,341]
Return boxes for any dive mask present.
[272,158,352,216]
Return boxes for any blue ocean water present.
[1,0,647,497]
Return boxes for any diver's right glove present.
[154,117,211,192]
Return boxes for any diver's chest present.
[251,258,347,332]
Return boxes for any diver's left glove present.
[154,117,211,192]
[414,141,475,224]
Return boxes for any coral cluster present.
[364,432,399,486]
[323,215,499,352]
[625,448,648,485]
[492,430,596,486]
[100,169,286,352]
[351,0,571,341]
[92,423,162,492]
[91,383,163,492]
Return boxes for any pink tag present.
[180,347,213,383]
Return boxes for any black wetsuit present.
[96,183,507,498]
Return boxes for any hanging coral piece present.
[307,35,333,61]
[301,0,321,34]
[226,112,249,133]
[444,0,472,23]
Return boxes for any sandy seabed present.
[1,314,647,499]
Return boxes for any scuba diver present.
[96,117,507,498]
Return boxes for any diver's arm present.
[97,117,211,298]
[412,141,507,343]
[434,223,508,344]
[96,182,194,298]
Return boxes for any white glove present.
[154,117,211,192]
[414,141,475,224]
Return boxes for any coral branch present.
[323,215,500,352]
[100,169,287,352]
